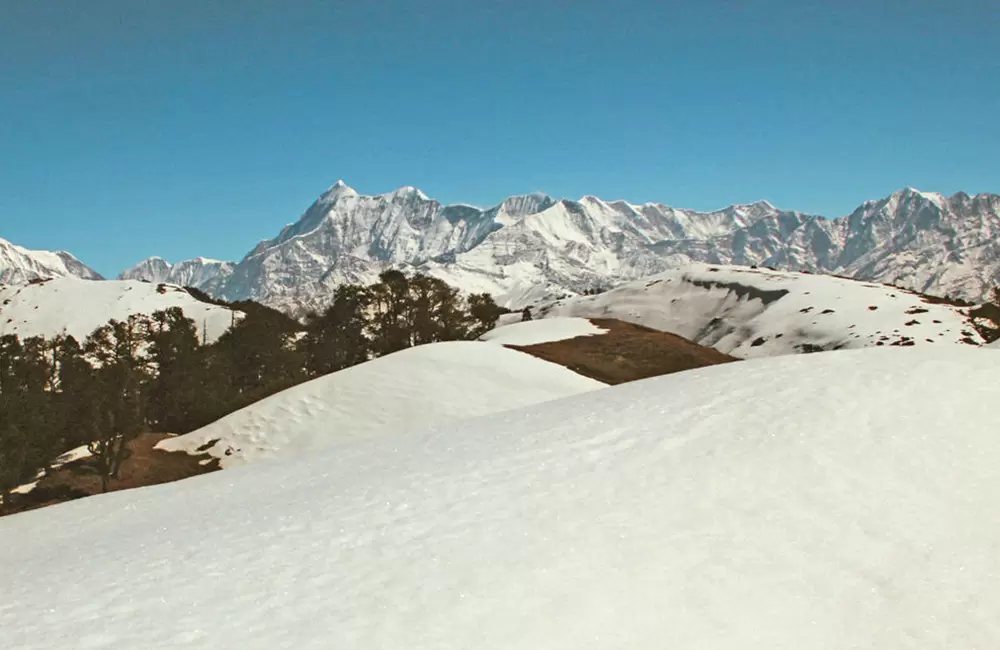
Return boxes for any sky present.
[1,0,997,277]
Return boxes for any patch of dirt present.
[2,432,219,517]
[509,318,738,385]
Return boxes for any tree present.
[0,334,64,508]
[0,411,33,509]
[146,307,202,432]
[211,302,304,406]
[303,283,372,377]
[369,269,412,356]
[467,292,507,338]
[84,315,150,492]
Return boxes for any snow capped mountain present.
[118,256,234,293]
[0,236,103,284]
[115,182,1000,314]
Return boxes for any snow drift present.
[157,341,604,467]
[0,277,239,343]
[478,317,608,346]
[3,346,1000,648]
[537,263,984,357]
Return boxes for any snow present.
[537,264,984,357]
[0,236,102,283]
[0,277,239,343]
[987,338,1000,348]
[3,346,1000,648]
[479,317,607,346]
[157,341,604,467]
[907,186,946,207]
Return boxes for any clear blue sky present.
[1,0,997,277]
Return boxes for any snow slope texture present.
[478,317,608,346]
[3,347,999,649]
[0,277,239,343]
[537,263,984,357]
[158,340,604,467]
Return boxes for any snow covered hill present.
[0,278,240,343]
[534,264,985,358]
[121,182,1000,313]
[158,341,603,467]
[0,236,103,284]
[3,346,1000,649]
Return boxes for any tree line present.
[0,271,505,505]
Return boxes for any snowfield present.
[3,346,1000,649]
[537,263,985,357]
[0,277,239,343]
[478,317,608,346]
[157,341,604,467]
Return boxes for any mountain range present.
[5,183,1000,312]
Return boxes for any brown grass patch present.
[2,432,220,517]
[510,318,738,385]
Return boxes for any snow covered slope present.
[158,341,603,467]
[136,182,1000,313]
[4,347,1000,649]
[0,236,102,284]
[536,264,984,358]
[0,278,239,343]
[479,317,608,346]
[118,256,234,293]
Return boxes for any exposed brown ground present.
[1,432,219,517]
[510,318,738,385]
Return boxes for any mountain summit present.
[0,237,103,284]
[117,256,234,292]
[117,183,1000,313]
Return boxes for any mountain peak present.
[384,185,430,201]
[0,237,103,284]
[320,180,359,201]
[108,182,1000,314]
[897,187,945,206]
